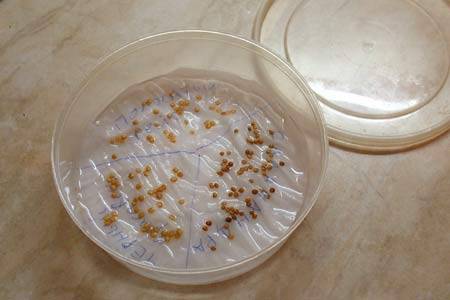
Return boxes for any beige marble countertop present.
[1,1,449,299]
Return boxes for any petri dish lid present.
[253,0,450,152]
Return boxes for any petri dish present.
[51,31,328,284]
[254,0,450,152]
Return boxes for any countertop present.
[0,1,449,299]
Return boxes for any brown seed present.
[178,199,185,205]
[249,179,254,184]
[202,225,208,231]
[269,187,276,193]
[137,211,145,219]
[232,215,237,220]
[169,214,177,221]
[253,168,259,173]
[247,125,252,131]
[146,135,156,144]
[252,189,258,195]
[132,119,139,126]
[238,187,245,193]
[217,171,224,176]
[233,191,239,198]
[111,192,119,198]
[231,186,237,192]
[228,234,235,240]
[205,220,212,226]
[228,191,233,197]
[219,151,225,156]
[170,176,178,183]
[111,153,117,160]
[177,171,183,178]
[214,182,219,188]
[279,161,285,166]
[223,223,230,229]
[128,173,135,180]
[133,207,140,213]
[241,160,248,165]
[246,202,252,207]
[268,129,274,135]
[156,201,163,208]
[226,150,231,155]
[225,217,232,223]
[212,192,218,198]
[137,195,145,202]
[210,246,216,251]
[135,183,142,190]
[250,211,257,219]
[152,108,160,115]
[153,121,161,127]
[195,95,202,100]
[209,182,215,189]
[227,161,234,167]
[148,207,155,214]
[194,107,200,113]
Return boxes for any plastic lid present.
[253,0,450,152]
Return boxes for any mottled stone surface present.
[0,1,449,299]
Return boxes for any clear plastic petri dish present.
[254,0,450,152]
[51,30,328,285]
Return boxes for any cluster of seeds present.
[106,174,121,198]
[101,87,291,252]
[103,211,119,226]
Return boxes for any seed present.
[225,217,232,223]
[250,211,257,219]
[146,135,156,144]
[103,211,119,226]
[111,192,119,198]
[217,171,224,176]
[253,168,259,173]
[178,199,185,205]
[223,223,230,229]
[246,202,252,207]
[209,182,215,189]
[231,186,237,192]
[247,125,252,131]
[268,129,274,135]
[111,153,117,160]
[210,246,216,251]
[169,214,177,221]
[156,201,163,208]
[228,191,233,197]
[269,144,275,149]
[166,112,173,119]
[137,195,145,202]
[269,187,276,193]
[136,168,142,173]
[234,128,239,134]
[152,108,160,115]
[195,95,202,100]
[194,107,200,113]
[212,192,218,198]
[137,211,145,219]
[252,189,258,195]
[238,187,245,193]
[170,176,177,183]
[153,121,161,127]
[219,151,225,156]
[202,225,208,231]
[279,161,285,166]
[248,179,254,184]
[204,120,216,129]
[241,160,247,165]
[228,234,235,240]
[135,183,142,190]
[177,171,183,178]
[206,220,212,226]
[214,182,219,188]
[128,173,135,180]
[150,232,158,238]
[133,207,140,213]
[233,192,239,198]
[232,215,237,220]
[148,207,155,214]
[227,161,234,167]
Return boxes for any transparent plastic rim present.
[51,30,329,276]
[252,0,450,152]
